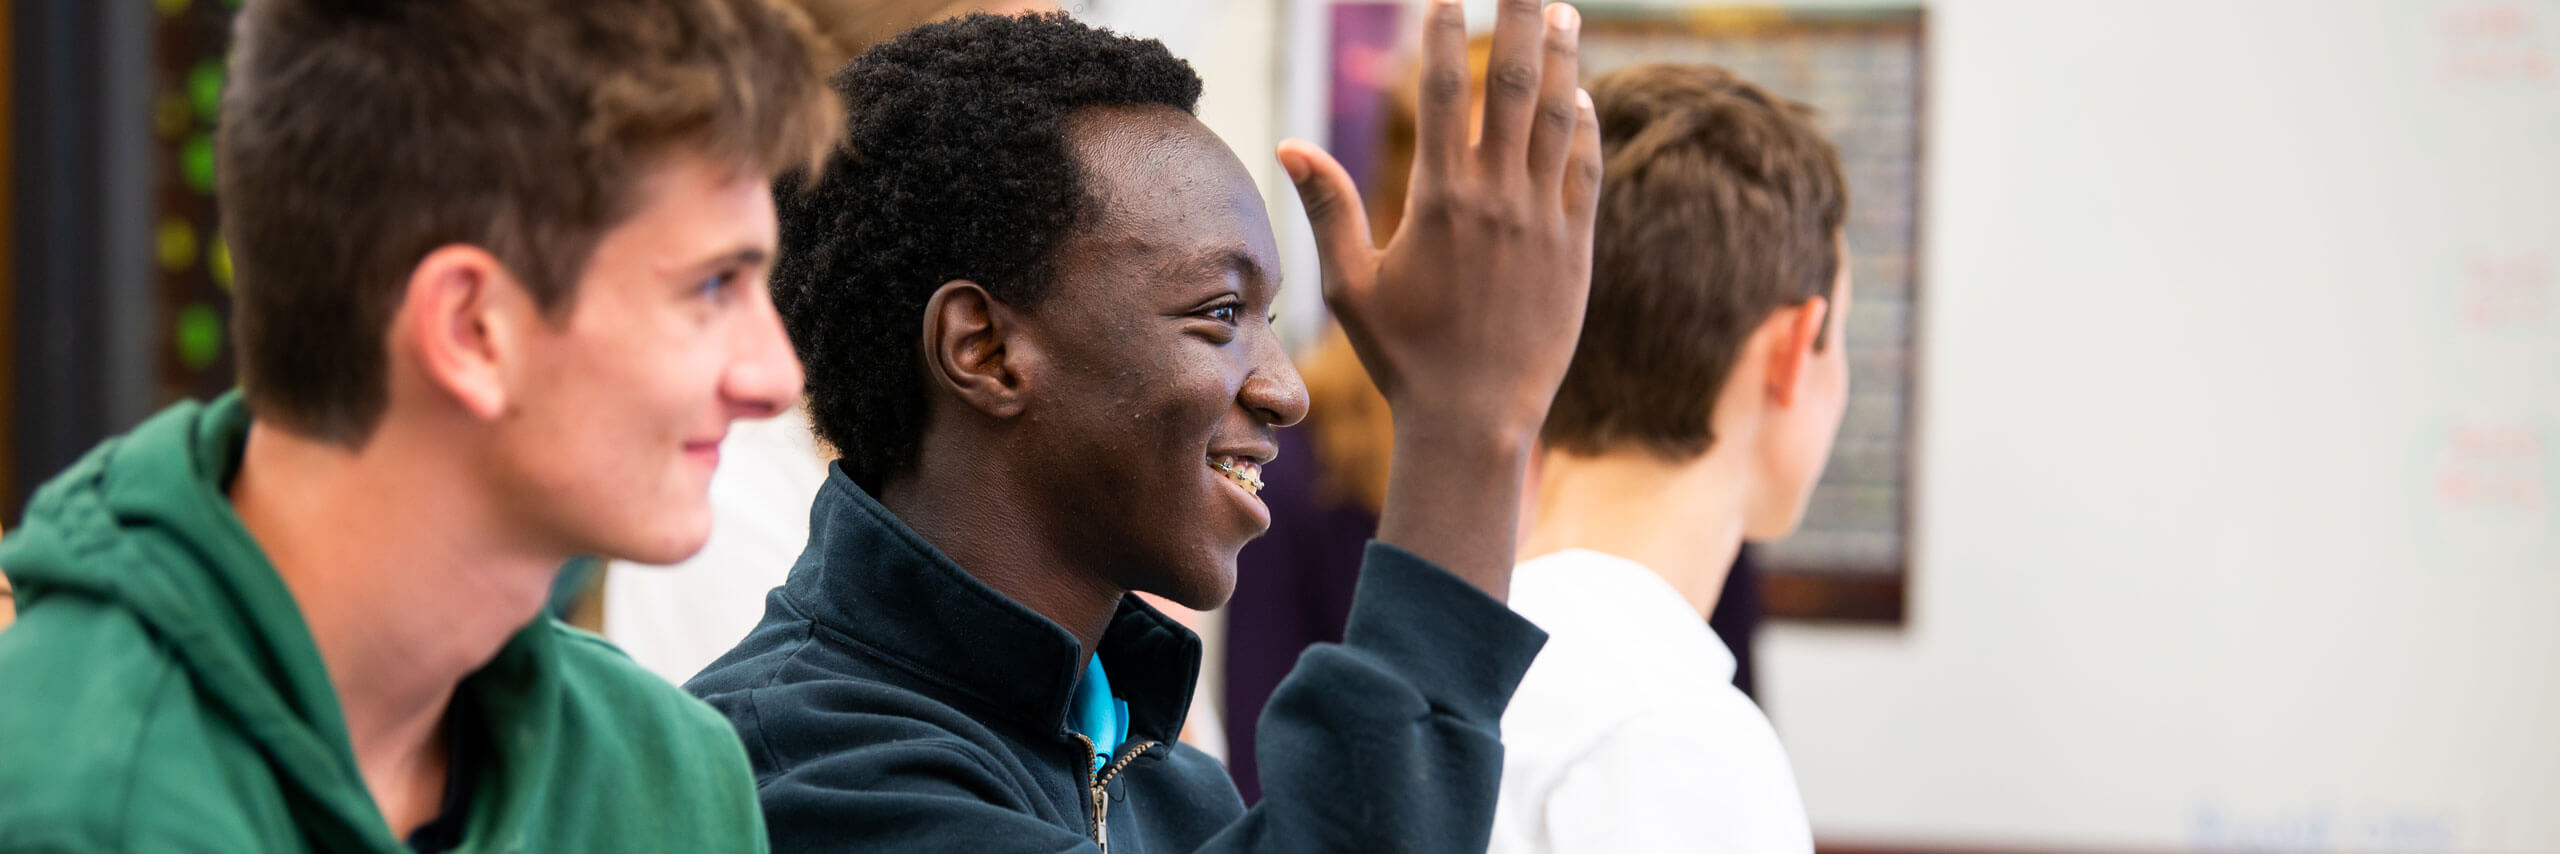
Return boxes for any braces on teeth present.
[1210,457,1264,495]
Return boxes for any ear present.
[395,244,529,421]
[1760,296,1831,409]
[920,280,1030,419]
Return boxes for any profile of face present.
[1744,252,1854,541]
[480,152,804,565]
[1004,106,1308,610]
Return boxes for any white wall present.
[1757,1,2560,851]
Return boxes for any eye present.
[1188,297,1247,342]
[695,270,738,301]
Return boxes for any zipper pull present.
[1091,780,1109,854]
[1087,740,1159,853]
[1076,734,1108,853]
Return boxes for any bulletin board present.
[151,0,239,405]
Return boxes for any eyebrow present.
[1181,247,1270,288]
[700,247,771,270]
[663,246,773,281]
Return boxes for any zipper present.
[1075,737,1158,853]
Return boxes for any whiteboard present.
[1755,0,2560,851]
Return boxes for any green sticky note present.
[183,134,217,194]
[188,61,224,123]
[176,303,225,372]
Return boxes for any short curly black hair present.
[773,12,1203,491]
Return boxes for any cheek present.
[528,319,725,469]
[598,309,731,404]
[1081,340,1238,449]
[1150,359,1234,428]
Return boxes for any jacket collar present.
[783,465,1201,746]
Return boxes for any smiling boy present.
[686,4,1600,851]
[0,0,838,850]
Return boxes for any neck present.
[229,418,560,835]
[1520,444,1751,618]
[882,432,1123,660]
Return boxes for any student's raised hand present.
[1277,0,1600,600]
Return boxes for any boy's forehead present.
[1066,110,1278,268]
[1070,109,1250,206]
[593,153,778,272]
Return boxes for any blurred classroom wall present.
[1753,1,2556,851]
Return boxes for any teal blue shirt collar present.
[1071,655,1130,772]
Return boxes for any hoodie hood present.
[1,393,391,850]
[1,393,772,853]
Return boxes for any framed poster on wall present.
[1305,4,1929,622]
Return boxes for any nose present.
[724,284,805,419]
[1240,329,1309,428]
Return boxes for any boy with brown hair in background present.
[1491,62,1853,853]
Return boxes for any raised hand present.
[1278,0,1601,599]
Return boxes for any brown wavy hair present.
[223,0,843,444]
[1542,63,1847,459]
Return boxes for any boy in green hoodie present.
[0,1,839,850]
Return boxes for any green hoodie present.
[0,394,766,852]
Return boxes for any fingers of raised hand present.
[1561,88,1602,235]
[1277,140,1378,302]
[1524,4,1584,190]
[1413,0,1473,172]
[1474,0,1552,162]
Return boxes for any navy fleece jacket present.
[688,466,1547,852]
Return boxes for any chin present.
[634,537,713,567]
[610,509,715,566]
[1147,554,1240,612]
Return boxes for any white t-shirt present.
[603,409,829,685]
[1491,549,1813,854]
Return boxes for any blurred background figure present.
[1490,60,1859,854]
[6,1,2555,851]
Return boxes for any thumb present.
[1277,139,1374,295]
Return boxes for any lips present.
[683,437,725,467]
[1208,454,1264,495]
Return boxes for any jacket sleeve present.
[1184,541,1548,853]
[750,542,1545,854]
